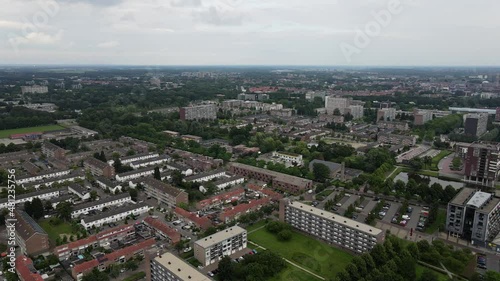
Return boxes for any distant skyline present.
[1,0,499,66]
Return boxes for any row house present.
[184,169,227,183]
[129,155,171,169]
[16,169,71,185]
[143,216,181,244]
[71,193,132,218]
[80,203,150,229]
[115,166,156,182]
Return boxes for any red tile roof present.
[143,217,181,244]
[72,238,155,275]
[196,188,245,209]
[247,184,283,200]
[220,198,271,221]
[175,207,212,230]
[16,255,44,281]
[96,224,136,240]
[54,236,98,255]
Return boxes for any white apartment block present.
[184,169,227,183]
[130,155,171,169]
[119,153,160,165]
[150,253,210,281]
[115,167,157,182]
[16,169,71,185]
[80,203,150,230]
[27,173,84,189]
[71,193,132,218]
[213,176,245,190]
[0,189,61,209]
[194,226,247,266]
[272,151,304,166]
[280,200,384,254]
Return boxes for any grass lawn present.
[248,226,353,280]
[431,150,452,171]
[318,189,333,197]
[39,220,74,242]
[416,264,450,281]
[245,220,268,232]
[0,125,65,138]
[425,209,447,234]
[269,265,323,281]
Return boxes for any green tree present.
[277,229,292,241]
[218,256,235,281]
[81,268,109,281]
[56,202,73,221]
[153,166,161,180]
[313,163,331,182]
[418,269,438,281]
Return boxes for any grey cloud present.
[171,0,202,7]
[57,0,124,6]
[196,6,243,26]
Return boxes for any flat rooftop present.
[467,191,492,209]
[195,226,246,248]
[153,253,210,281]
[450,188,476,206]
[287,200,383,236]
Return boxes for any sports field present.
[0,125,65,138]
[247,221,353,281]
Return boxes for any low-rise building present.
[130,155,171,169]
[0,188,61,209]
[68,183,91,200]
[194,226,247,266]
[71,238,155,281]
[229,162,313,195]
[16,169,71,185]
[279,199,384,253]
[308,159,344,179]
[71,193,132,218]
[377,133,416,146]
[143,216,181,244]
[95,176,123,194]
[175,207,213,230]
[184,169,227,183]
[120,152,160,165]
[15,255,44,281]
[14,210,50,256]
[80,203,150,229]
[219,197,271,223]
[142,178,188,208]
[196,188,246,210]
[115,166,156,182]
[212,175,245,190]
[271,151,304,166]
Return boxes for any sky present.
[0,0,499,66]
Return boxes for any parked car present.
[183,247,192,253]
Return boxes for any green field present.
[247,222,353,281]
[39,220,74,242]
[269,265,323,281]
[0,125,65,138]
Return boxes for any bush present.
[277,229,292,241]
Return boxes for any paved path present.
[386,166,401,180]
[248,224,267,234]
[439,261,454,279]
[248,241,326,281]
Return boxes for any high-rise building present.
[193,226,247,266]
[21,85,48,94]
[279,199,384,253]
[377,108,397,122]
[446,188,500,247]
[413,109,433,125]
[179,104,217,121]
[346,105,364,120]
[496,107,500,122]
[148,252,210,281]
[464,113,488,137]
[325,96,364,119]
[464,142,500,188]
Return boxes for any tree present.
[56,202,73,221]
[313,163,331,182]
[153,166,161,180]
[370,244,388,266]
[25,198,44,220]
[89,190,98,201]
[218,256,235,281]
[128,188,138,201]
[81,268,109,281]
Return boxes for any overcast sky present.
[0,0,499,66]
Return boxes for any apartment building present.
[464,142,500,188]
[179,104,217,120]
[377,108,397,122]
[71,239,155,281]
[228,162,313,195]
[42,141,66,159]
[14,210,50,256]
[413,109,433,125]
[21,85,48,94]
[184,169,227,183]
[464,113,488,137]
[271,151,304,166]
[377,121,409,131]
[143,216,181,244]
[279,200,384,253]
[71,193,132,218]
[142,178,189,208]
[149,252,211,281]
[194,226,247,266]
[130,155,171,169]
[54,224,136,260]
[446,188,500,247]
[84,157,115,179]
[325,96,364,119]
[16,169,71,185]
[0,188,61,209]
[120,152,160,165]
[80,203,150,229]
[115,166,156,182]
